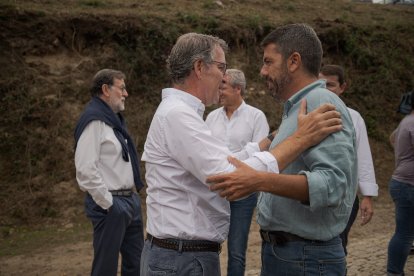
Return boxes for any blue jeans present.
[387,179,414,276]
[85,193,144,276]
[140,239,221,276]
[227,192,257,276]
[260,236,346,276]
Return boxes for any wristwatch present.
[267,132,275,142]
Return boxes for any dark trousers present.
[340,197,359,255]
[85,193,144,276]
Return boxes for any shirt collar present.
[284,79,326,115]
[162,88,206,117]
[221,100,246,116]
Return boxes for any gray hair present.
[90,69,125,97]
[226,69,246,96]
[167,33,228,84]
[261,23,322,77]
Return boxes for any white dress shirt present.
[142,88,277,243]
[75,120,135,209]
[205,101,270,153]
[348,108,378,196]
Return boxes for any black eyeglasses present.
[210,60,227,74]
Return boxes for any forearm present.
[269,134,308,171]
[257,172,309,202]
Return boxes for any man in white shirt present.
[74,69,144,276]
[140,32,343,276]
[319,64,379,254]
[205,69,269,276]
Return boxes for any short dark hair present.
[90,69,125,97]
[320,65,346,85]
[261,23,322,77]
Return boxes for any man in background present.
[206,69,270,276]
[319,64,379,254]
[74,69,144,276]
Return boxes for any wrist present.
[289,132,308,152]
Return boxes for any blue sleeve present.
[299,90,357,211]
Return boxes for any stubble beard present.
[267,70,291,103]
[109,97,125,113]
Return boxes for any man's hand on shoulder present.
[295,99,342,149]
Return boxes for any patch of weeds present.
[0,220,91,257]
[284,2,296,12]
[78,0,107,8]
[202,1,215,9]
[177,11,201,25]
[203,16,220,32]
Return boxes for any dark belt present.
[109,189,133,196]
[147,233,221,253]
[260,230,312,245]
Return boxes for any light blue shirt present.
[257,80,357,241]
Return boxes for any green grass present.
[0,218,91,257]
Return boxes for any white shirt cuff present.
[244,142,260,158]
[243,151,279,173]
[358,182,379,197]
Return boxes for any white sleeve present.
[354,114,378,196]
[75,121,113,209]
[164,106,279,184]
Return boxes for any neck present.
[283,74,318,101]
[224,100,242,118]
[173,80,204,103]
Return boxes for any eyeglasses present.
[210,60,227,75]
[110,85,127,93]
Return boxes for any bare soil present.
[1,141,413,276]
[1,185,414,276]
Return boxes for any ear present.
[287,52,301,73]
[102,84,111,97]
[234,85,242,95]
[193,59,204,79]
[339,82,347,94]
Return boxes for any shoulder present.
[400,114,414,129]
[347,107,365,125]
[305,88,349,114]
[157,97,192,118]
[244,104,266,116]
[306,88,339,104]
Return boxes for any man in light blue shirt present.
[209,24,357,276]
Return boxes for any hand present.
[360,196,374,225]
[258,130,278,151]
[207,156,261,201]
[294,99,342,148]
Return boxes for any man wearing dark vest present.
[74,69,144,276]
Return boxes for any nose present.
[123,89,128,97]
[260,65,268,77]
